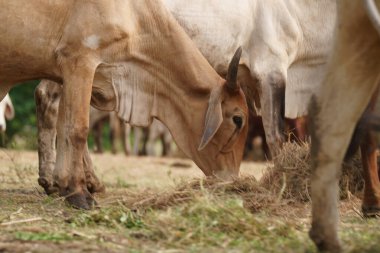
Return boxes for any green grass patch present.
[67,207,145,230]
[136,194,317,252]
[14,231,72,242]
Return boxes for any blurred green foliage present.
[2,80,112,151]
[5,80,39,149]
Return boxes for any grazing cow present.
[0,94,14,132]
[163,0,336,156]
[14,0,248,209]
[89,109,167,156]
[89,109,130,155]
[141,119,173,157]
[35,80,105,195]
[309,0,380,251]
[89,108,108,154]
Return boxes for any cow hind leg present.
[35,80,61,195]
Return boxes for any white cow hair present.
[82,35,100,50]
[164,0,337,118]
[0,94,14,131]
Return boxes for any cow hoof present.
[64,189,96,210]
[309,227,342,252]
[38,177,58,195]
[87,181,106,194]
[362,206,380,218]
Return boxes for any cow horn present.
[226,47,242,92]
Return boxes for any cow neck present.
[115,1,224,158]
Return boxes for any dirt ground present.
[0,149,268,252]
[0,149,267,189]
[1,149,380,253]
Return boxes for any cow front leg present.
[93,121,104,154]
[308,98,343,252]
[260,72,285,157]
[54,61,96,209]
[122,123,131,155]
[35,80,61,194]
[309,162,341,252]
[83,144,105,194]
[109,112,121,154]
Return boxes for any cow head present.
[193,48,248,179]
[91,47,248,180]
[0,94,14,132]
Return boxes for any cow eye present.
[233,116,243,129]
[52,92,60,101]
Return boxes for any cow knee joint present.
[267,71,285,89]
[68,126,89,147]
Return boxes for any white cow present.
[0,94,14,132]
[164,0,337,155]
[309,0,380,251]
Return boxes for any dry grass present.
[1,147,379,253]
[108,176,296,218]
[105,142,364,216]
[260,142,364,202]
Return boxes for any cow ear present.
[91,66,118,111]
[198,88,223,151]
[90,87,117,111]
[5,101,14,120]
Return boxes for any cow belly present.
[285,63,328,119]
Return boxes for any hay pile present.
[103,142,364,214]
[119,177,261,210]
[260,142,364,202]
[115,176,294,215]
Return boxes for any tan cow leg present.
[308,1,380,250]
[109,112,121,154]
[35,81,61,194]
[92,120,105,154]
[53,60,97,209]
[35,80,105,196]
[122,123,132,155]
[83,144,105,194]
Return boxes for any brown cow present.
[1,1,248,209]
[309,0,380,251]
[345,86,380,218]
[89,109,130,155]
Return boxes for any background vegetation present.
[6,81,39,149]
[4,81,109,150]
